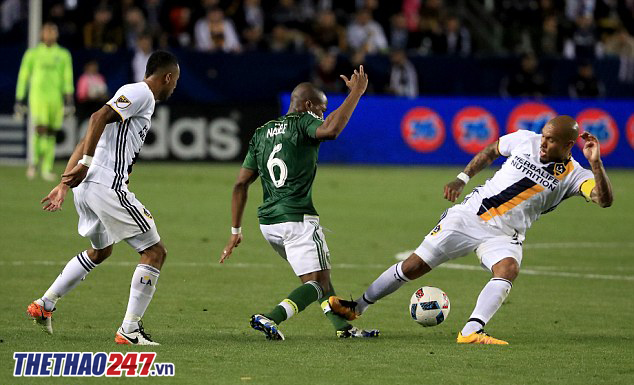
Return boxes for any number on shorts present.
[267,143,288,188]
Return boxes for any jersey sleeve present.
[241,136,258,170]
[498,130,535,157]
[566,165,595,201]
[15,49,34,101]
[298,112,324,141]
[106,84,152,122]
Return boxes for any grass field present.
[1,162,633,384]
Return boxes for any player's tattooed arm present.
[582,132,613,208]
[443,141,501,202]
[463,141,501,178]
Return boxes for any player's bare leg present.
[27,245,112,334]
[116,241,166,345]
[457,257,518,345]
[330,253,432,320]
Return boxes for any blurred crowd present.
[2,0,634,98]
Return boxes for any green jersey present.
[243,112,324,225]
[15,43,74,102]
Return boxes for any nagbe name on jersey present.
[266,122,287,138]
[509,155,559,191]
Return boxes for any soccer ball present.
[409,286,450,327]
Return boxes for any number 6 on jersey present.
[267,143,288,188]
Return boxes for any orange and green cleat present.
[457,330,508,345]
[328,296,359,321]
[26,300,54,334]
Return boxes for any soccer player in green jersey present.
[220,65,378,340]
[15,22,74,181]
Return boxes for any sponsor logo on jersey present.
[452,106,499,154]
[115,95,132,109]
[12,352,173,377]
[143,208,153,219]
[430,224,441,236]
[401,107,445,153]
[576,108,619,155]
[626,114,634,150]
[506,102,557,134]
[553,162,566,176]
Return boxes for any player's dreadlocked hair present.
[145,51,178,78]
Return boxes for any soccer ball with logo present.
[409,286,450,327]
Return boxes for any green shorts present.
[29,95,64,130]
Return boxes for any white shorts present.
[73,182,160,252]
[414,206,523,272]
[260,215,331,276]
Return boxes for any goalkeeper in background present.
[15,22,74,181]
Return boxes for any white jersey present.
[460,130,594,235]
[83,82,155,190]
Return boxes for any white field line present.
[1,259,633,283]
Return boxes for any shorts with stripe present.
[73,181,160,252]
[260,215,331,276]
[414,206,523,272]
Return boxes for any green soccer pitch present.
[1,163,633,384]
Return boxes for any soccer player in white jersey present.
[26,51,180,345]
[329,115,613,344]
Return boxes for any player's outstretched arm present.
[444,141,501,202]
[581,132,613,208]
[220,167,259,263]
[315,65,368,141]
[61,105,119,187]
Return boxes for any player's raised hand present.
[41,184,69,212]
[581,131,601,164]
[444,179,465,202]
[220,234,243,263]
[61,163,88,188]
[340,65,368,95]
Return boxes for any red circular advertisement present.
[506,102,557,134]
[626,114,634,150]
[576,108,619,156]
[452,106,499,154]
[401,107,445,153]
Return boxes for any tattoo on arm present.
[463,142,501,178]
[590,162,613,207]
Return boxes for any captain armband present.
[580,179,596,202]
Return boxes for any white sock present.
[355,262,410,315]
[121,264,160,333]
[461,278,512,336]
[42,251,97,311]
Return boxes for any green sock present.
[41,135,56,174]
[264,281,322,324]
[318,283,351,331]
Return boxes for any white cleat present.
[115,321,160,345]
